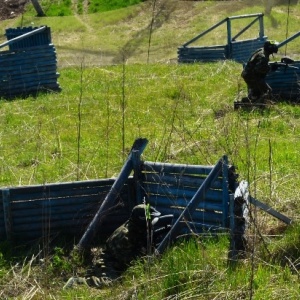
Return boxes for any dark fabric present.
[105,204,151,269]
[241,48,272,99]
[105,219,149,269]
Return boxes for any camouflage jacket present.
[242,48,270,79]
[105,219,150,268]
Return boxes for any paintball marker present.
[269,57,299,71]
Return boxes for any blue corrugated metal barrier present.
[267,61,300,100]
[0,26,61,99]
[0,138,291,252]
[178,13,267,63]
[178,13,300,100]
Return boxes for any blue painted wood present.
[144,183,224,203]
[230,38,267,63]
[142,161,215,175]
[0,179,133,242]
[222,156,230,227]
[2,178,116,199]
[4,26,51,50]
[132,150,143,205]
[143,172,223,190]
[277,31,300,49]
[249,196,292,224]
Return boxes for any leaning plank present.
[249,196,292,225]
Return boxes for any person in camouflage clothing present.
[64,204,172,289]
[105,203,161,270]
[241,40,279,101]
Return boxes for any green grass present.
[24,0,144,16]
[0,62,299,216]
[88,0,143,14]
[0,0,300,299]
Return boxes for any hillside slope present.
[1,0,299,66]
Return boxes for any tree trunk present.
[31,0,45,17]
[264,0,274,15]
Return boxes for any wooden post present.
[221,155,229,227]
[132,150,143,205]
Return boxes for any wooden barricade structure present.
[0,26,61,99]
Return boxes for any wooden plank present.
[5,27,51,50]
[7,180,128,202]
[77,138,148,249]
[11,210,129,227]
[0,48,57,64]
[221,156,230,227]
[1,178,116,194]
[147,195,224,212]
[0,64,57,75]
[0,26,47,50]
[180,222,227,234]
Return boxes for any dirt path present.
[71,0,93,31]
[0,0,28,21]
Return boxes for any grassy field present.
[0,0,300,299]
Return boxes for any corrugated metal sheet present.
[267,61,300,100]
[0,179,134,242]
[5,26,52,51]
[141,161,232,232]
[178,45,227,63]
[230,38,267,63]
[0,26,61,99]
[0,159,235,244]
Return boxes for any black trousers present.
[243,76,272,98]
